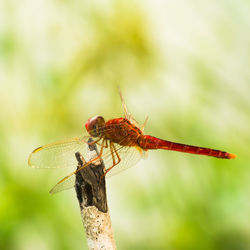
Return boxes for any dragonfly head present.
[85,115,105,137]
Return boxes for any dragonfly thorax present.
[85,115,106,137]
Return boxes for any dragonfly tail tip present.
[228,153,237,159]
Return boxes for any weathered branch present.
[75,138,116,250]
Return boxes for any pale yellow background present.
[0,0,249,249]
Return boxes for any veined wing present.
[49,135,147,194]
[106,145,146,177]
[28,124,124,169]
[28,136,91,169]
[28,120,141,169]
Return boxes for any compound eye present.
[92,124,97,133]
[89,120,98,135]
[85,115,105,137]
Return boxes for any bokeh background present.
[1,0,250,249]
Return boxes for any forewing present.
[47,124,147,194]
[49,138,146,194]
[28,136,90,169]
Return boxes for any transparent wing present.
[50,173,77,194]
[49,138,147,194]
[28,122,131,169]
[104,144,146,178]
[119,88,131,119]
[28,136,91,169]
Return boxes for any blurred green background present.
[0,0,249,249]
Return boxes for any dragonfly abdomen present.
[138,135,236,159]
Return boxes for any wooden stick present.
[74,138,116,250]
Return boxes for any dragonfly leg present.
[99,142,121,183]
[110,142,116,166]
[112,142,121,165]
[104,139,109,148]
[99,141,115,182]
[92,138,110,150]
[77,138,106,170]
[104,142,121,176]
[87,137,103,146]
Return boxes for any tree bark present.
[75,138,116,250]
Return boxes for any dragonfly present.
[28,92,236,194]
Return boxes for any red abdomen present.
[138,135,236,159]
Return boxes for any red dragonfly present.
[28,92,236,194]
